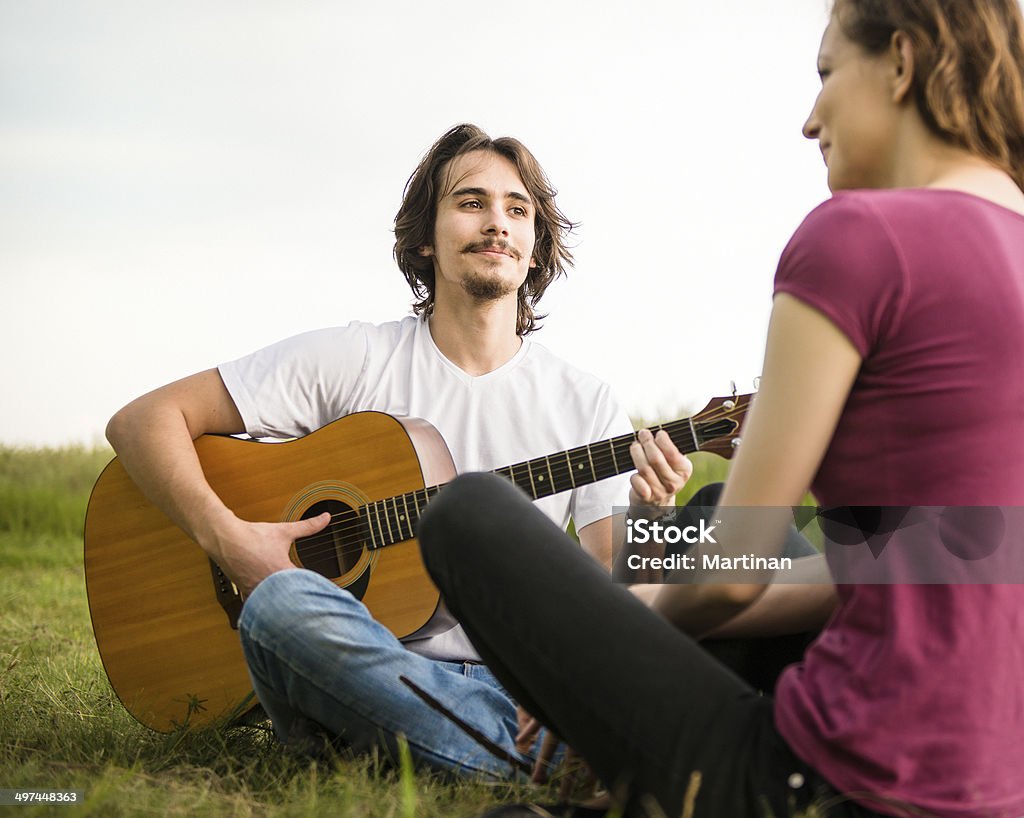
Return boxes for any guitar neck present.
[359,410,741,551]
[490,417,702,501]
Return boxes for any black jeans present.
[418,474,885,818]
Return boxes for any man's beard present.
[459,239,522,302]
[461,272,518,302]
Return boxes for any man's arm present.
[106,368,328,595]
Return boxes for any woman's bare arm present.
[649,294,861,636]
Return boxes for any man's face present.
[421,150,537,304]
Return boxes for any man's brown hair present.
[833,0,1024,190]
[394,124,575,336]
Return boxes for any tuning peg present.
[753,376,761,391]
[731,437,742,449]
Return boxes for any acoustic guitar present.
[84,394,751,732]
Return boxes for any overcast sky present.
[1,1,833,447]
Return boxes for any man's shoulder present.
[336,314,419,336]
[296,315,419,345]
[224,316,420,370]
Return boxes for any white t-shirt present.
[218,315,632,660]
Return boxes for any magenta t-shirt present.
[772,189,1024,817]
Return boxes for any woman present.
[418,1,1024,815]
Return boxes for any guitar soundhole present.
[295,499,365,579]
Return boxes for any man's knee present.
[418,472,521,572]
[238,568,360,648]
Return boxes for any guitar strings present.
[276,403,746,567]
[283,406,744,566]
[288,406,738,549]
[280,403,745,565]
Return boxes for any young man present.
[105,123,686,778]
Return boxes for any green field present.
[0,441,817,817]
[1,444,551,817]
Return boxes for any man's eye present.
[511,206,528,217]
[461,200,482,208]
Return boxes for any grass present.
[0,445,111,543]
[0,440,819,817]
[0,444,536,816]
[0,533,535,817]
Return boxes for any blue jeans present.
[237,568,535,778]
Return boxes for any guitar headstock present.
[691,392,754,460]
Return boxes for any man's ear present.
[419,245,434,257]
[890,30,915,105]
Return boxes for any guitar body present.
[84,412,457,732]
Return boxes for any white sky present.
[1,1,833,447]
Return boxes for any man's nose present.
[484,206,510,235]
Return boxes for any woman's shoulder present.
[806,187,1024,232]
[783,191,903,263]
[801,188,932,227]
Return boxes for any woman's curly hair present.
[834,0,1024,191]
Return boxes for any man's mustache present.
[461,240,522,260]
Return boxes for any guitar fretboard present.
[356,414,738,551]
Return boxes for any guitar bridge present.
[209,558,243,629]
